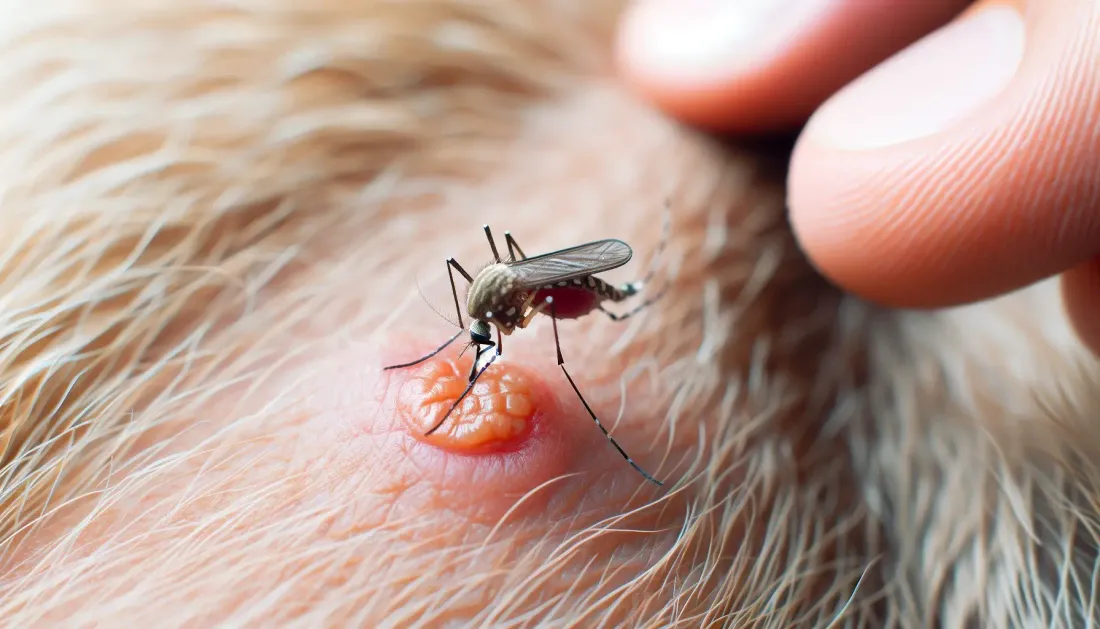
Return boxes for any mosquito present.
[384,220,669,486]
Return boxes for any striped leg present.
[545,296,662,486]
[598,283,668,322]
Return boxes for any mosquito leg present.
[466,339,496,382]
[464,327,502,383]
[483,225,502,263]
[382,330,464,371]
[504,232,527,261]
[447,258,474,283]
[519,296,552,329]
[598,282,668,323]
[517,291,538,321]
[545,297,663,487]
[615,199,672,299]
[384,257,471,371]
[447,257,473,330]
[425,346,499,436]
[466,344,481,382]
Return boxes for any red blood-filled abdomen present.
[533,286,600,320]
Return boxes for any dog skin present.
[0,1,1097,627]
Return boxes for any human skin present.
[617,0,1100,354]
[0,2,1099,628]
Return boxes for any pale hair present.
[0,1,1096,627]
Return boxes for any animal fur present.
[0,1,1096,627]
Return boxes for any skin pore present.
[1,1,1100,627]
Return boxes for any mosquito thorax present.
[466,263,526,334]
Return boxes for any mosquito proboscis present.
[384,213,670,486]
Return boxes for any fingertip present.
[613,0,838,131]
[786,140,955,308]
[615,0,972,132]
[788,0,1100,309]
[1062,259,1100,359]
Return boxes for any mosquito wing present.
[508,239,633,289]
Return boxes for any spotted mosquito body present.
[384,220,669,486]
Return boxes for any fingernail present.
[620,0,834,82]
[804,5,1026,151]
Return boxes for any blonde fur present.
[0,1,1096,627]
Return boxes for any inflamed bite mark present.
[397,356,539,453]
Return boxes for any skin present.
[2,1,1100,627]
[0,4,856,625]
[616,0,1100,355]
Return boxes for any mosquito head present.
[469,319,493,346]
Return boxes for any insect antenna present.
[414,275,461,329]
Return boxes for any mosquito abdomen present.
[532,285,600,319]
[590,275,633,302]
